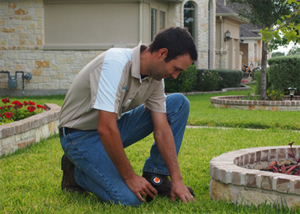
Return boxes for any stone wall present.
[0,103,60,156]
[0,0,213,96]
[0,0,102,96]
[210,146,300,208]
[210,95,300,111]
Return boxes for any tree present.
[261,0,300,44]
[265,1,300,52]
[229,0,292,100]
[287,46,300,55]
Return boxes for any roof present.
[216,0,261,39]
[240,24,261,38]
[216,0,237,14]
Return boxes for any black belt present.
[59,127,80,136]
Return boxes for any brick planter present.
[210,95,300,111]
[0,103,61,156]
[210,146,300,208]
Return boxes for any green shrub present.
[266,89,284,101]
[217,69,243,89]
[194,69,222,91]
[254,69,272,95]
[164,64,197,93]
[267,55,300,95]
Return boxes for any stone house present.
[215,0,262,70]
[0,0,259,96]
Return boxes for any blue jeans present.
[60,93,190,206]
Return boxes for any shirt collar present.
[131,44,146,79]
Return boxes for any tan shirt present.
[59,45,166,130]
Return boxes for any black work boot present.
[142,171,194,202]
[61,154,90,196]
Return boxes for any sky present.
[273,41,300,54]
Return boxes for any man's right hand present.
[125,174,157,202]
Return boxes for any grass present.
[1,86,300,213]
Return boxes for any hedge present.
[164,64,197,93]
[164,67,243,93]
[267,55,300,95]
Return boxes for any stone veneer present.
[0,103,60,156]
[0,0,213,96]
[210,95,300,111]
[210,146,300,208]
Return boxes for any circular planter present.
[210,95,300,111]
[210,146,300,208]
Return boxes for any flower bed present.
[0,103,61,156]
[210,95,300,111]
[0,97,47,124]
[210,146,300,208]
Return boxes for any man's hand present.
[170,180,195,203]
[125,174,157,202]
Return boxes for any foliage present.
[266,89,284,100]
[0,97,46,124]
[217,69,243,89]
[287,46,300,55]
[260,0,300,44]
[194,69,223,91]
[254,69,272,96]
[267,55,300,95]
[264,142,300,176]
[272,51,285,57]
[164,65,197,93]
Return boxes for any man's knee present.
[166,93,190,113]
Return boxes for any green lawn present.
[1,86,300,213]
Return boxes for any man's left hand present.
[170,180,195,203]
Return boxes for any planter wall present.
[210,146,300,208]
[0,103,61,156]
[210,95,300,111]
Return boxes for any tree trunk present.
[260,41,268,100]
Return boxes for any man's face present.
[151,53,193,81]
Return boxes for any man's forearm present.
[98,126,135,181]
[153,127,182,181]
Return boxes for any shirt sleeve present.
[144,80,167,113]
[91,49,131,113]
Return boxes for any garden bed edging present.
[0,103,61,156]
[210,146,300,208]
[210,95,300,111]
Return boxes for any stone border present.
[210,146,300,208]
[0,103,61,156]
[210,95,300,111]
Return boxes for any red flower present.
[3,112,13,119]
[37,105,47,110]
[2,97,10,104]
[28,101,35,106]
[12,100,23,109]
[27,106,36,113]
[23,101,28,106]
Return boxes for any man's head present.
[149,27,198,63]
[144,27,197,81]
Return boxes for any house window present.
[184,1,196,39]
[160,11,166,31]
[44,1,139,50]
[151,8,157,41]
